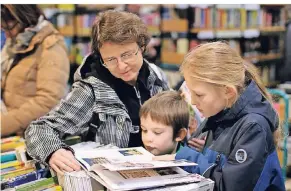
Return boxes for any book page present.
[92,167,203,191]
[101,158,197,171]
[75,147,154,171]
[75,147,153,160]
[141,178,215,191]
[75,146,197,172]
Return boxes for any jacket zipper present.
[134,86,142,106]
[216,154,221,164]
[202,153,221,177]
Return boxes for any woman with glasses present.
[25,10,169,174]
[1,5,69,137]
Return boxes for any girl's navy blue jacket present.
[177,80,285,191]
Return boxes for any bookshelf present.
[159,4,287,88]
[41,4,288,88]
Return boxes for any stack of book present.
[1,136,62,191]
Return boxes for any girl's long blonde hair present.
[180,41,282,145]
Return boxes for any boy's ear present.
[175,128,187,142]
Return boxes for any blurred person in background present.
[1,30,6,49]
[1,4,70,137]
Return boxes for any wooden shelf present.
[259,53,282,61]
[216,28,242,32]
[244,53,282,62]
[161,19,188,33]
[161,51,185,65]
[160,52,282,68]
[147,25,160,35]
[191,26,286,34]
[75,33,91,37]
[260,4,286,7]
[260,26,285,32]
[59,26,74,37]
[191,28,214,33]
[76,28,91,37]
[77,4,121,9]
[216,29,242,38]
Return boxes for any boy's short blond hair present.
[139,91,189,139]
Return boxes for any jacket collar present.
[75,53,162,91]
[203,80,278,132]
[11,22,60,54]
[77,54,164,118]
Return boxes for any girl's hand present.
[188,137,206,152]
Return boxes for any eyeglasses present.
[101,46,140,68]
[1,21,18,31]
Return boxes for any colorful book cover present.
[1,168,50,189]
[1,151,17,163]
[42,185,62,191]
[1,141,25,152]
[1,136,21,144]
[1,161,24,170]
[1,167,35,181]
[15,177,58,191]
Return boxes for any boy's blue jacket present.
[176,80,285,191]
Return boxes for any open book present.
[75,147,197,171]
[73,147,206,191]
[91,166,205,191]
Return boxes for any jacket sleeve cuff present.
[175,146,215,176]
[42,144,73,166]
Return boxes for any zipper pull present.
[215,154,221,164]
[134,86,142,106]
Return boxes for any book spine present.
[1,161,24,169]
[1,168,35,181]
[1,136,21,144]
[15,177,58,191]
[1,153,17,163]
[1,142,25,152]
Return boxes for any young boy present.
[139,91,191,156]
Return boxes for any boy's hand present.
[188,137,206,152]
[152,154,176,161]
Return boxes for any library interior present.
[1,4,291,191]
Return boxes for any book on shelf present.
[1,167,35,181]
[1,151,17,163]
[1,168,50,190]
[1,137,25,152]
[1,135,63,191]
[11,177,58,191]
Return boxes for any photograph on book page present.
[75,147,153,171]
[101,158,197,171]
[92,167,202,191]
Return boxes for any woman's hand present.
[49,148,81,175]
